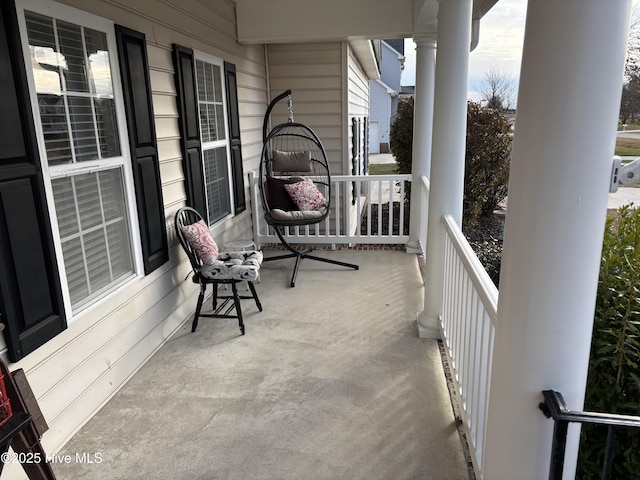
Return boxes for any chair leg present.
[291,253,303,288]
[212,282,219,309]
[231,282,245,335]
[248,281,262,311]
[192,283,206,332]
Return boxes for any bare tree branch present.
[477,66,517,111]
[620,5,640,124]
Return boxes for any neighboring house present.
[369,39,405,154]
[399,85,415,99]
[0,0,376,462]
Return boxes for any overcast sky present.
[401,0,640,100]
[401,0,527,99]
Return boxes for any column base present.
[417,311,442,339]
[405,239,422,254]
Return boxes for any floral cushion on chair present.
[181,220,219,264]
[284,178,327,211]
[200,251,263,281]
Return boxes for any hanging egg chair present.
[259,90,359,287]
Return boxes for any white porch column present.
[417,0,472,338]
[483,1,632,479]
[406,35,437,254]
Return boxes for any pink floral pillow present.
[181,220,219,264]
[284,178,327,211]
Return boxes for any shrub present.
[463,102,512,227]
[578,205,640,479]
[388,100,511,283]
[466,237,503,287]
[389,99,512,218]
[389,97,414,202]
[390,97,414,176]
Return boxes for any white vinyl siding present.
[380,41,403,94]
[369,80,393,149]
[369,41,403,151]
[2,4,267,477]
[267,42,344,174]
[347,43,370,175]
[348,46,370,118]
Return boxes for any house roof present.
[400,85,415,96]
[373,79,397,96]
[350,38,380,80]
[382,39,405,64]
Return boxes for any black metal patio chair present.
[175,207,262,335]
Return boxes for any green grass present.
[366,140,640,164]
[615,146,640,156]
[368,163,398,175]
[618,123,640,131]
[615,136,640,156]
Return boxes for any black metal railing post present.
[549,419,569,480]
[539,389,640,480]
[601,425,617,479]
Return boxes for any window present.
[20,2,138,316]
[194,55,233,227]
[173,46,245,234]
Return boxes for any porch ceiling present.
[234,0,499,44]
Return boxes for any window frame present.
[193,50,235,237]
[16,0,143,324]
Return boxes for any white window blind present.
[51,170,133,309]
[26,11,120,165]
[203,147,231,225]
[195,57,232,226]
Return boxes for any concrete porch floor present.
[54,249,470,480]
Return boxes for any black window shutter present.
[224,62,246,214]
[172,45,206,217]
[364,116,369,173]
[115,25,168,275]
[0,0,66,362]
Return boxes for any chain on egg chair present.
[259,90,358,287]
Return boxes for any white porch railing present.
[441,214,498,479]
[250,172,411,247]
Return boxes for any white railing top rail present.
[441,214,499,320]
[420,175,430,191]
[331,174,413,181]
[251,173,413,182]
